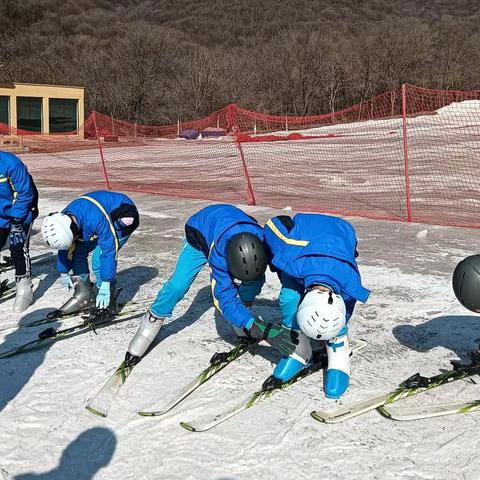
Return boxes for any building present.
[0,82,84,138]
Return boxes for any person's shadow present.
[116,266,158,303]
[149,285,213,349]
[393,315,480,364]
[32,273,58,303]
[14,427,116,479]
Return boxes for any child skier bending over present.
[125,204,299,366]
[263,213,370,399]
[41,190,139,313]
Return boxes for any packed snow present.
[1,187,480,479]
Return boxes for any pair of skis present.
[86,338,368,432]
[179,338,367,432]
[86,339,259,417]
[311,357,480,423]
[0,296,152,333]
[0,305,144,360]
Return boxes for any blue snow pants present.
[150,239,263,318]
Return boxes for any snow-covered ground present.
[1,187,480,479]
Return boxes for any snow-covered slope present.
[1,188,480,479]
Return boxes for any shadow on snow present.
[14,427,116,479]
[0,265,157,413]
[393,314,480,364]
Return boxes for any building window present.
[0,96,10,126]
[17,97,42,132]
[49,98,78,133]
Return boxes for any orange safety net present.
[10,83,480,228]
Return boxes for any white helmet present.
[296,289,346,341]
[41,213,74,250]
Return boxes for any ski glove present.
[96,281,111,309]
[61,273,74,292]
[247,317,299,357]
[8,219,26,246]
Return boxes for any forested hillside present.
[1,0,479,124]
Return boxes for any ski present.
[378,398,480,421]
[0,309,142,360]
[180,339,368,432]
[138,339,259,417]
[86,361,135,417]
[24,296,153,328]
[310,360,480,424]
[0,296,152,333]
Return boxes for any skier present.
[41,190,139,313]
[262,213,370,399]
[0,151,39,312]
[125,204,299,365]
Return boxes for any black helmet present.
[227,233,267,281]
[452,255,480,312]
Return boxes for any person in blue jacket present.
[262,213,370,399]
[125,204,299,365]
[41,191,139,312]
[0,151,39,312]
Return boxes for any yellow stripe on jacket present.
[210,278,223,314]
[79,195,119,258]
[265,219,309,247]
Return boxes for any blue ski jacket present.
[0,151,38,228]
[185,204,264,328]
[57,191,139,282]
[264,213,370,319]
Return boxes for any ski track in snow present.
[1,187,480,479]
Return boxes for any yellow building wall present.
[0,82,85,138]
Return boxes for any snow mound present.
[436,100,480,117]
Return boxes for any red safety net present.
[12,83,480,228]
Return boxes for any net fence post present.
[92,110,112,190]
[228,104,256,205]
[235,133,256,206]
[402,84,412,222]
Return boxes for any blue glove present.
[9,219,27,246]
[60,273,74,292]
[96,281,111,309]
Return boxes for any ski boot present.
[127,311,166,359]
[94,284,122,315]
[51,276,96,318]
[13,277,33,313]
[262,330,313,391]
[325,326,351,399]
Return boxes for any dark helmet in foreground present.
[227,233,267,281]
[452,255,480,312]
